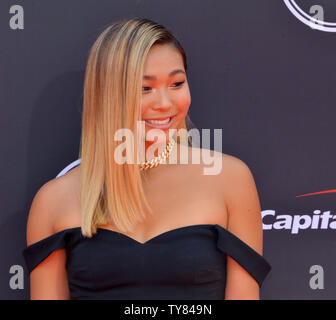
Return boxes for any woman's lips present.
[144,115,176,129]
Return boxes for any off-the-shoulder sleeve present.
[22,229,75,274]
[215,225,272,287]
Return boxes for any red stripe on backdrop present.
[296,189,336,197]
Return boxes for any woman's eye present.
[142,86,151,93]
[142,81,185,93]
[172,81,185,88]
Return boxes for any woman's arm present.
[26,180,70,300]
[220,155,263,300]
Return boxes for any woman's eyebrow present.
[143,69,185,80]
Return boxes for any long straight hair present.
[78,18,194,237]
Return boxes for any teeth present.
[146,117,171,125]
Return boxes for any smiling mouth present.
[144,115,176,128]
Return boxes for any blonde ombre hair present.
[78,18,195,237]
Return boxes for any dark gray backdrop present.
[1,0,335,299]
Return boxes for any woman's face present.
[141,44,191,145]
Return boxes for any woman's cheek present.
[140,102,150,118]
[176,91,191,114]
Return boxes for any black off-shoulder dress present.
[22,223,271,299]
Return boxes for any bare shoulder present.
[213,151,257,202]
[186,145,252,179]
[219,152,253,180]
[26,166,81,246]
[187,145,257,207]
[26,167,78,299]
[217,152,262,244]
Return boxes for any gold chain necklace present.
[139,137,176,171]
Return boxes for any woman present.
[23,18,271,300]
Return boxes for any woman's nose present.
[151,88,173,111]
